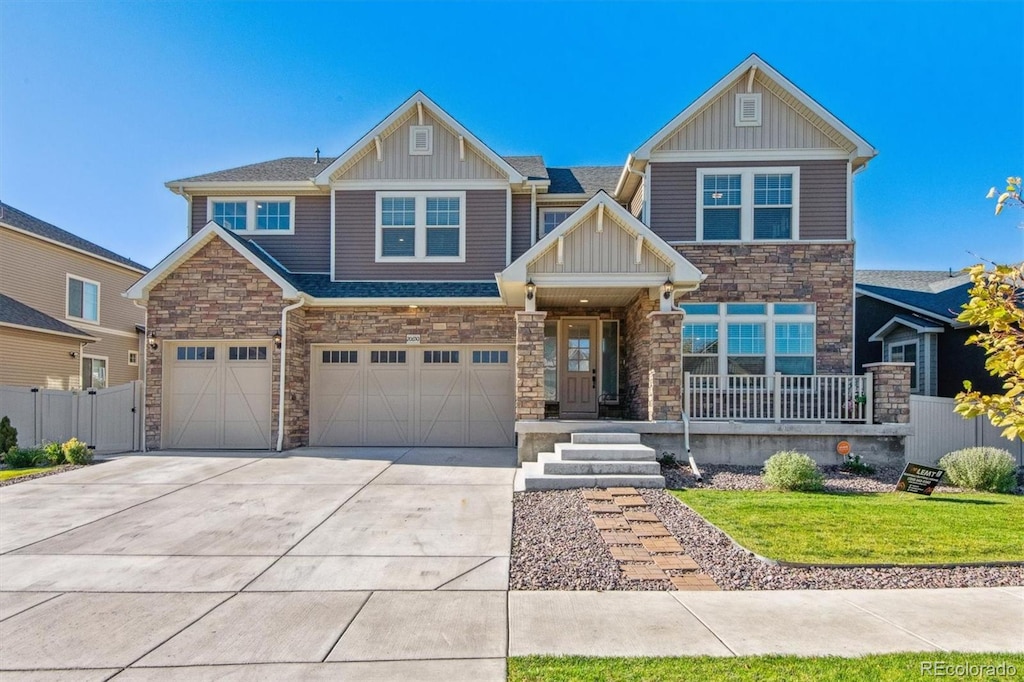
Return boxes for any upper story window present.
[67,275,99,323]
[376,191,465,262]
[208,198,294,234]
[697,168,799,242]
[540,209,574,238]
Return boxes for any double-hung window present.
[376,191,465,262]
[67,275,99,323]
[681,302,816,376]
[697,168,799,241]
[208,198,294,234]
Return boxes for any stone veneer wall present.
[514,311,547,421]
[145,239,288,450]
[864,362,912,424]
[624,292,658,419]
[282,306,308,449]
[648,311,684,420]
[675,242,855,374]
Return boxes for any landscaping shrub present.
[62,438,92,465]
[762,451,824,492]
[0,416,17,454]
[840,453,876,476]
[3,447,46,469]
[42,441,65,466]
[939,447,1018,493]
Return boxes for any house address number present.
[406,334,421,345]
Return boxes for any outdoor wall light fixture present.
[662,279,674,300]
[69,351,78,359]
[147,332,158,351]
[525,280,536,301]
[272,331,282,349]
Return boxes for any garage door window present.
[371,350,406,364]
[424,350,459,363]
[177,346,216,361]
[473,350,509,364]
[229,346,268,361]
[323,350,358,364]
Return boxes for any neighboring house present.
[127,54,878,453]
[855,270,999,398]
[0,203,148,390]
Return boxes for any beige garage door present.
[164,342,273,449]
[311,345,514,447]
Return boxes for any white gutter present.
[132,299,148,453]
[276,295,307,452]
[506,186,512,267]
[530,185,537,246]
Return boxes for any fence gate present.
[906,395,1023,466]
[0,381,143,453]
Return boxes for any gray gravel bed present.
[0,464,85,487]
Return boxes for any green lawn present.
[509,654,1024,681]
[0,466,55,482]
[672,489,1024,565]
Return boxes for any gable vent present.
[735,93,762,127]
[409,125,433,155]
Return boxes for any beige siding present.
[191,195,332,273]
[629,180,645,218]
[0,228,145,387]
[334,189,507,280]
[648,160,848,242]
[336,110,506,182]
[655,74,852,153]
[83,334,143,387]
[529,211,671,275]
[0,327,82,389]
[511,193,532,261]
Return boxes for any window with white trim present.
[697,168,799,241]
[888,341,919,393]
[208,198,295,234]
[376,191,465,262]
[82,356,107,389]
[128,350,139,366]
[540,209,574,237]
[680,302,816,376]
[67,275,99,323]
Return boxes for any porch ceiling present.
[536,287,643,308]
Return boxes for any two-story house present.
[1,203,148,390]
[127,54,879,455]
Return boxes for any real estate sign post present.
[894,463,944,496]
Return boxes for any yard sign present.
[894,463,945,496]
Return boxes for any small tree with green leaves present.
[0,416,17,454]
[955,177,1024,439]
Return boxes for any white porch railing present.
[684,372,873,423]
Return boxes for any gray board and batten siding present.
[528,210,671,276]
[190,194,331,274]
[333,189,508,280]
[647,160,848,243]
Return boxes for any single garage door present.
[310,345,514,447]
[164,342,273,449]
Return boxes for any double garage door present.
[310,345,515,447]
[164,341,273,449]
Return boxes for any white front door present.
[560,320,598,418]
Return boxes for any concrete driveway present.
[0,447,515,680]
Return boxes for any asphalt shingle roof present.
[546,166,622,196]
[502,156,549,181]
[0,203,149,272]
[171,157,337,184]
[0,293,96,339]
[855,269,971,293]
[857,282,972,322]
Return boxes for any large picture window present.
[696,168,799,241]
[376,191,465,262]
[681,302,815,376]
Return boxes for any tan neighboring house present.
[0,203,148,390]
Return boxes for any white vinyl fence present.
[685,373,871,423]
[906,395,1023,466]
[0,381,143,453]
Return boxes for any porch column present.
[863,361,912,424]
[647,310,684,421]
[515,311,547,421]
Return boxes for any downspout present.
[530,184,537,246]
[132,299,148,452]
[670,291,700,481]
[276,295,306,452]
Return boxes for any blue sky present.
[1,1,1022,270]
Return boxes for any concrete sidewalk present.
[0,451,1021,680]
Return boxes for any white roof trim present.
[305,297,504,307]
[868,315,945,342]
[0,321,97,342]
[501,191,704,291]
[124,221,298,300]
[313,91,525,185]
[631,54,877,164]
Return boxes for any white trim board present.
[0,321,97,342]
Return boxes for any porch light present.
[525,280,536,301]
[147,332,158,351]
[69,351,78,359]
[662,279,673,300]
[272,330,282,349]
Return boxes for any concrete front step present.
[537,453,662,476]
[554,442,657,461]
[517,464,666,491]
[570,432,642,445]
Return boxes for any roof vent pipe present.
[314,147,321,164]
